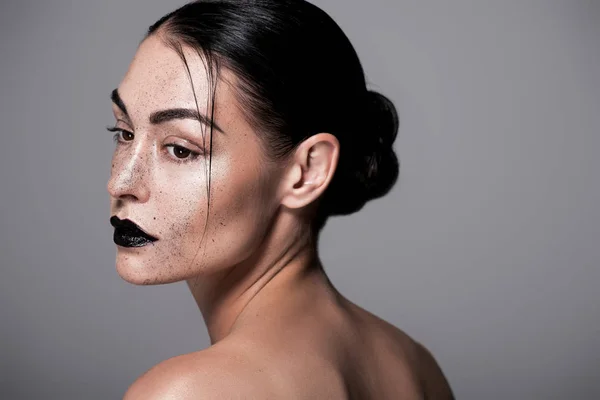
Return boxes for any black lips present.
[110,216,158,247]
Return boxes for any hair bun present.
[365,90,399,151]
[358,90,400,201]
[320,90,400,219]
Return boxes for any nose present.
[107,143,151,204]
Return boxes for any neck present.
[185,216,336,344]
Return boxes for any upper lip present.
[110,216,159,241]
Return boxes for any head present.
[107,0,399,285]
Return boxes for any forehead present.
[117,34,225,118]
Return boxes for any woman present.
[107,0,454,398]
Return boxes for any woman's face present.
[107,34,281,285]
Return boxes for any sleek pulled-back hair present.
[147,0,399,234]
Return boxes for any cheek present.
[116,164,210,284]
[199,158,272,264]
[119,152,274,283]
[153,164,207,230]
[154,163,211,252]
[188,149,278,275]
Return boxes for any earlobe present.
[280,133,339,210]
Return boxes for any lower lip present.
[113,229,158,248]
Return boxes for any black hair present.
[146,0,399,236]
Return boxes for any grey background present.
[1,0,598,399]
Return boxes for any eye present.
[165,144,201,162]
[106,126,134,143]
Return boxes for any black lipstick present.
[110,216,158,247]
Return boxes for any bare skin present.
[109,33,453,399]
[123,259,454,399]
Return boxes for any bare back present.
[124,287,454,399]
[217,296,455,399]
[335,300,455,399]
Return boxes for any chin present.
[114,249,183,285]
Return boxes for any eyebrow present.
[110,88,224,134]
[111,88,128,116]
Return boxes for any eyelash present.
[105,126,203,164]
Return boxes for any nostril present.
[119,194,139,202]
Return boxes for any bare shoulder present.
[122,343,278,399]
[380,322,455,399]
[121,334,347,400]
[342,302,455,399]
[122,305,454,400]
[411,339,455,400]
[375,318,455,400]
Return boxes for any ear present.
[279,133,339,210]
